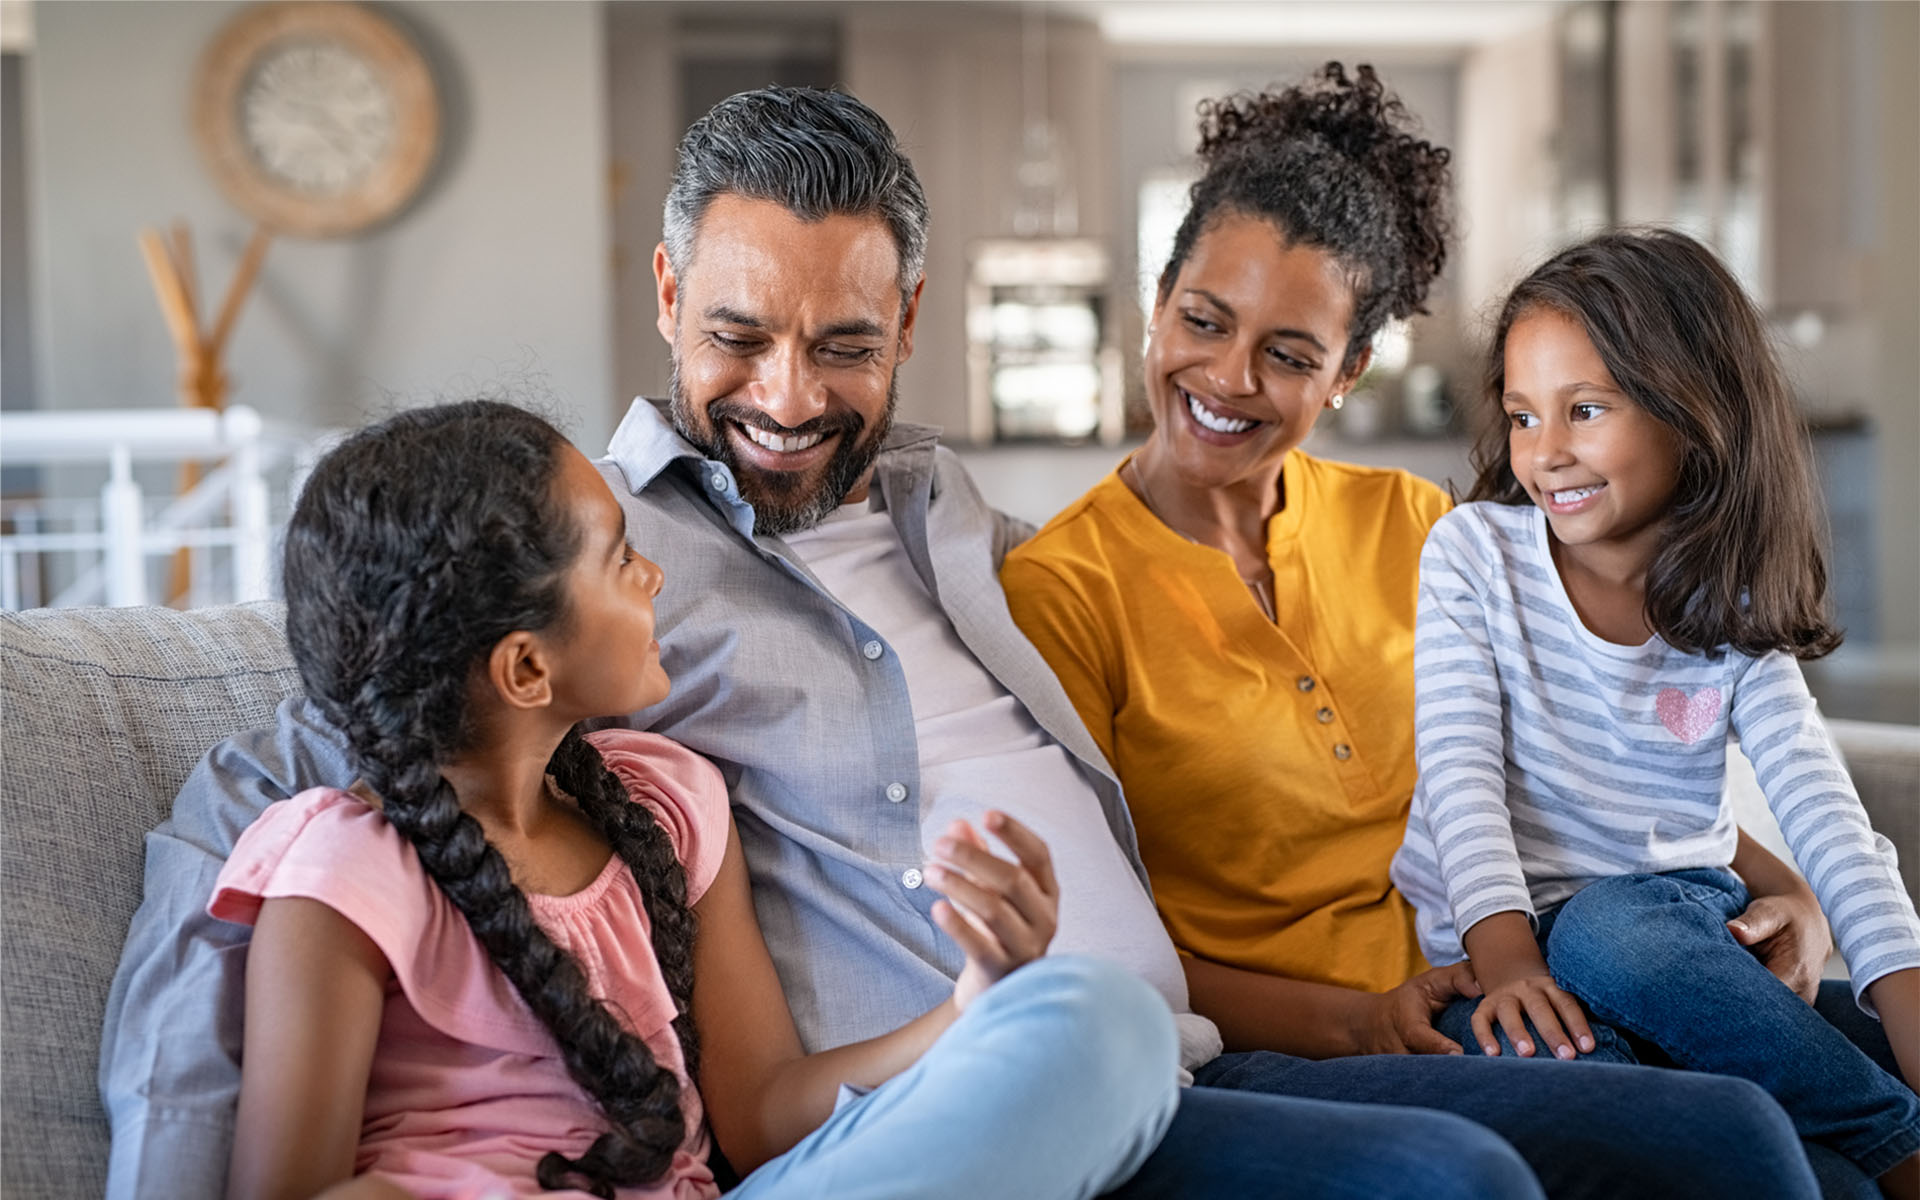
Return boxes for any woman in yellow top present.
[1001,64,1835,1066]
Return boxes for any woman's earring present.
[1329,393,1345,411]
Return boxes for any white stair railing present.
[0,405,320,610]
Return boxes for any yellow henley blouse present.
[1002,450,1449,994]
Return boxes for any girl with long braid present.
[211,400,1177,1200]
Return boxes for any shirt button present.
[1297,676,1316,692]
[862,640,885,660]
[1316,706,1334,724]
[885,782,909,803]
[1334,743,1352,761]
[709,471,729,492]
[901,868,924,889]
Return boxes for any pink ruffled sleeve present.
[585,730,730,904]
[209,787,433,938]
[208,788,554,1055]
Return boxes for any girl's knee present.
[1556,873,1677,927]
[1549,874,1727,981]
[1558,871,1742,927]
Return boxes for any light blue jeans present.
[1438,868,1920,1191]
[734,944,1817,1200]
[727,955,1178,1199]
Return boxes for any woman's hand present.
[1727,829,1830,1004]
[1355,961,1482,1055]
[925,811,1059,1012]
[1727,888,1831,1005]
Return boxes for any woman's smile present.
[1142,214,1359,496]
[1179,387,1264,440]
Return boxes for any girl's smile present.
[1543,483,1606,514]
[1502,308,1683,577]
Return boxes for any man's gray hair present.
[663,87,930,306]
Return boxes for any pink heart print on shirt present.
[1656,686,1723,744]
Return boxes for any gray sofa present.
[2,603,298,1198]
[2,602,1917,1198]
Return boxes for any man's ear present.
[486,631,555,712]
[653,242,679,346]
[895,277,925,364]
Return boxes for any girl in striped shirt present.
[1390,229,1920,1194]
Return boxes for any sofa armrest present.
[1727,717,1920,981]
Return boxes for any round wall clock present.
[193,2,441,238]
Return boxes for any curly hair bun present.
[1164,62,1454,365]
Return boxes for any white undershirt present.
[784,498,1221,1072]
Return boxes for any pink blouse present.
[210,730,728,1200]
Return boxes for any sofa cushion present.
[1,602,297,1199]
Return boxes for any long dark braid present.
[548,728,701,1082]
[282,400,698,1196]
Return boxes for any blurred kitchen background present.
[0,0,1914,720]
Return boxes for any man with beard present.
[102,86,1821,1200]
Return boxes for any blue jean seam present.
[1553,967,1920,1178]
[1676,878,1745,919]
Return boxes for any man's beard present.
[669,364,897,536]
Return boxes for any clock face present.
[241,41,397,195]
[194,3,440,239]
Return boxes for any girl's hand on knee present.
[1472,974,1595,1060]
[1462,911,1595,1060]
[926,812,1060,1012]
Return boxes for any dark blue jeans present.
[1102,1045,1819,1199]
[1437,868,1920,1190]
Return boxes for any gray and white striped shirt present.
[1389,501,1920,1008]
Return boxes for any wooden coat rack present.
[137,221,271,604]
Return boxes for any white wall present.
[1456,19,1561,331]
[1756,1,1918,653]
[27,1,618,446]
[1866,0,1918,652]
[602,4,1111,441]
[605,2,679,417]
[845,5,1111,437]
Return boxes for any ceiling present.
[0,0,1572,57]
[1037,0,1571,51]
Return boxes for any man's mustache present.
[705,400,863,441]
